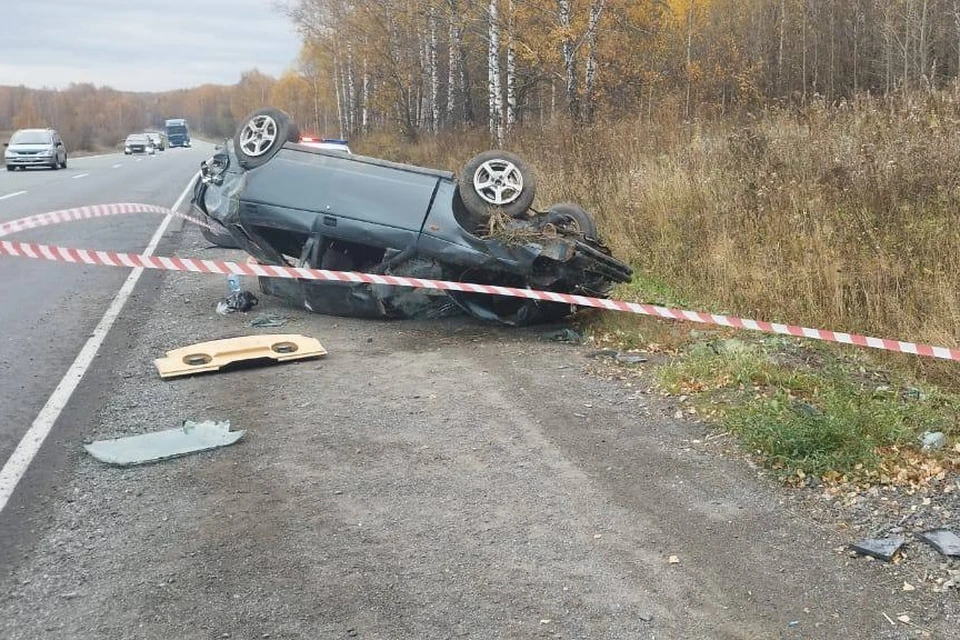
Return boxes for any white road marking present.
[0,172,199,515]
[70,153,114,161]
[111,164,122,169]
[0,190,27,201]
[72,173,89,179]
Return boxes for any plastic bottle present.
[227,274,241,293]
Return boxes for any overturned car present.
[193,108,632,325]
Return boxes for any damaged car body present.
[192,107,633,325]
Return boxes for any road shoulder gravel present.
[0,222,955,639]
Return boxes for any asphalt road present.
[0,144,210,523]
[0,146,957,638]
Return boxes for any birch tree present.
[488,0,504,143]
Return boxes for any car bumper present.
[5,156,54,166]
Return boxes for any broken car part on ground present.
[192,107,633,326]
[84,421,244,467]
[154,334,327,379]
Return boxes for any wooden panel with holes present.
[153,334,327,379]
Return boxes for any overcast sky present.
[0,0,301,92]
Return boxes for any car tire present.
[234,108,299,169]
[544,202,599,238]
[5,165,12,171]
[61,156,67,169]
[458,150,537,221]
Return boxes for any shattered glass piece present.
[917,530,960,557]
[250,313,288,328]
[84,421,244,467]
[920,431,947,452]
[849,537,905,562]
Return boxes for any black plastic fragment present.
[916,530,960,557]
[849,537,905,561]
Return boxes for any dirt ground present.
[0,219,957,639]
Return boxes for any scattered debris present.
[902,582,916,591]
[538,328,581,343]
[667,555,681,565]
[84,420,244,467]
[587,349,620,359]
[787,621,799,628]
[154,334,327,379]
[849,537,905,562]
[249,313,288,328]
[638,612,653,622]
[920,431,946,452]
[585,349,647,364]
[216,290,259,316]
[916,530,960,557]
[897,614,911,624]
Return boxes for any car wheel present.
[234,107,299,169]
[61,156,67,169]
[544,202,599,238]
[5,165,12,171]
[458,150,537,222]
[50,158,59,170]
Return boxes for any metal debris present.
[916,530,960,558]
[849,537,905,562]
[84,420,245,467]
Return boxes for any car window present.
[10,130,53,144]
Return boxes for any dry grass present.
[356,91,960,387]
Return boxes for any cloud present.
[0,0,301,91]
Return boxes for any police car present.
[296,136,352,153]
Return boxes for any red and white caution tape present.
[0,202,213,238]
[1,203,958,362]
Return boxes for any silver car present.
[124,134,154,155]
[4,128,68,171]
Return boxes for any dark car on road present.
[4,128,68,171]
[193,108,632,325]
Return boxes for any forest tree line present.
[6,1,960,149]
[289,0,960,142]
